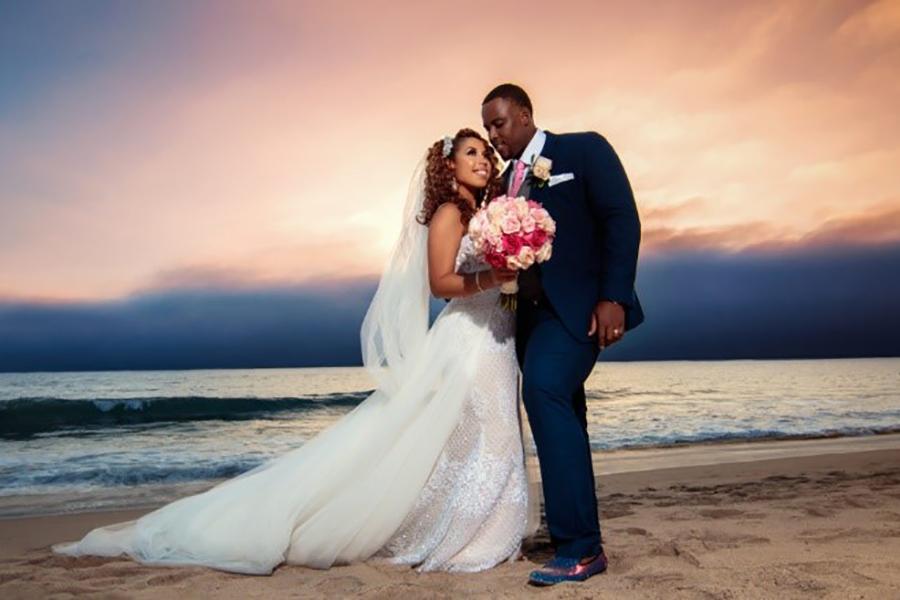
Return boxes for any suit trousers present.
[516,296,602,558]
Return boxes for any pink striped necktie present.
[509,159,527,197]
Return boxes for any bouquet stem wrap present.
[499,280,518,311]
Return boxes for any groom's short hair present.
[482,84,533,116]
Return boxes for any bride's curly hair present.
[418,128,504,226]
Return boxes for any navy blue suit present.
[514,131,644,558]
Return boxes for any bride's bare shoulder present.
[433,201,463,219]
[429,202,465,233]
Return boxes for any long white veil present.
[360,156,430,395]
[52,154,539,575]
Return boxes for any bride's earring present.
[451,179,459,193]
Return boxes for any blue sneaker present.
[528,550,608,586]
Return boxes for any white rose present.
[486,223,502,247]
[514,197,529,218]
[517,246,536,269]
[536,242,553,262]
[540,216,556,235]
[532,156,552,181]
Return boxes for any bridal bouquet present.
[468,195,556,310]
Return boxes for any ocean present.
[1,358,898,517]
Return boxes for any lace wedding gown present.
[52,233,538,575]
[378,234,530,571]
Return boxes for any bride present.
[52,128,540,575]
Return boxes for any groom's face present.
[481,98,533,161]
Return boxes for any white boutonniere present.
[530,155,552,187]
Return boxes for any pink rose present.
[532,208,550,222]
[486,251,507,269]
[502,234,523,256]
[520,214,536,233]
[500,214,521,235]
[525,229,548,248]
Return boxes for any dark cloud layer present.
[1,242,897,372]
[0,280,379,372]
[609,241,900,360]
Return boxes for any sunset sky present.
[2,0,898,369]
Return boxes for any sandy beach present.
[2,435,900,599]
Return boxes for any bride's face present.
[449,137,492,190]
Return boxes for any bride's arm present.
[427,203,514,298]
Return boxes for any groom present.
[481,84,644,585]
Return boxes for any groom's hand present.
[588,300,625,350]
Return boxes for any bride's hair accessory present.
[441,135,454,157]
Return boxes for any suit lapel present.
[529,131,556,204]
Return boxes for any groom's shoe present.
[527,550,608,586]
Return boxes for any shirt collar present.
[517,128,546,165]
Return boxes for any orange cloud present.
[790,203,900,249]
[642,201,900,255]
[1,0,898,300]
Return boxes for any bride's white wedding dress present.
[377,234,531,571]
[52,159,538,575]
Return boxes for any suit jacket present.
[511,130,645,342]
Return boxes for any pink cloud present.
[1,0,898,300]
[643,201,900,255]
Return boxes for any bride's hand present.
[489,268,517,287]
